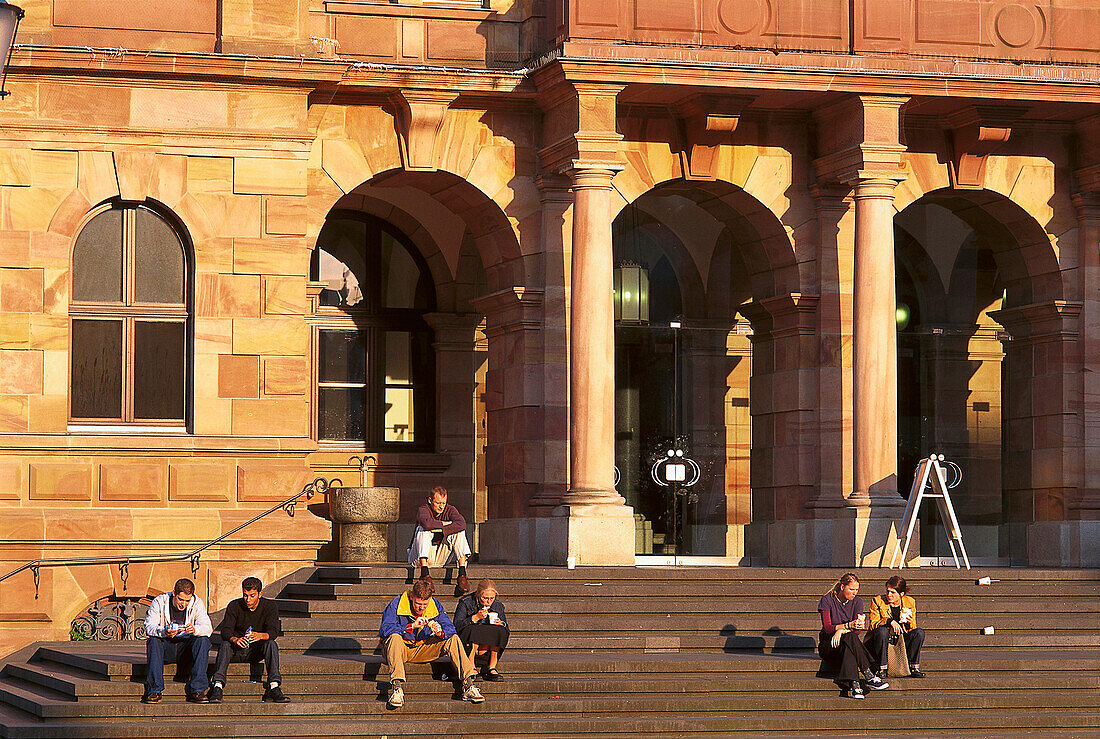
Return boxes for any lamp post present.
[0,1,24,99]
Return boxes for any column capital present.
[851,175,905,198]
[991,300,1083,342]
[423,312,482,346]
[567,161,624,188]
[741,293,820,339]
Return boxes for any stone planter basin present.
[329,486,400,562]
[330,486,400,524]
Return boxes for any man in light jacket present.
[142,577,213,704]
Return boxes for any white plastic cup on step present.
[566,556,576,570]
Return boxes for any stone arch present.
[613,178,799,309]
[350,168,525,298]
[612,205,707,319]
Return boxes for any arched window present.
[310,212,434,447]
[69,202,190,426]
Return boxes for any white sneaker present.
[850,682,865,699]
[388,683,404,708]
[462,683,485,703]
[864,673,889,690]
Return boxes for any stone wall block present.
[233,238,310,276]
[195,317,233,354]
[232,318,308,355]
[7,188,66,232]
[320,139,373,195]
[0,231,31,267]
[186,157,234,194]
[149,155,188,209]
[0,459,22,500]
[114,151,156,202]
[236,462,313,503]
[217,273,261,318]
[231,398,309,437]
[0,395,29,433]
[99,462,167,503]
[169,463,234,502]
[29,463,93,501]
[31,233,71,271]
[193,397,232,435]
[46,190,92,238]
[0,350,43,394]
[41,269,68,314]
[29,315,66,351]
[28,395,67,433]
[40,84,130,129]
[30,150,78,190]
[175,193,262,242]
[130,89,229,131]
[229,91,304,131]
[2,266,45,312]
[41,350,67,396]
[218,354,260,399]
[77,151,120,203]
[263,196,308,236]
[0,315,29,349]
[0,149,32,187]
[262,356,307,396]
[234,158,307,196]
[261,276,307,316]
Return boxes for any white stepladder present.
[889,454,971,570]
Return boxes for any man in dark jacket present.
[379,578,483,708]
[207,577,289,703]
[409,486,473,595]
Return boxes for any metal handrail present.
[0,477,332,599]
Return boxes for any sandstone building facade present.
[0,0,1098,651]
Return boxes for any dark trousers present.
[145,635,211,694]
[212,639,282,686]
[818,631,873,683]
[865,625,925,668]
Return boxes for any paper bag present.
[887,635,911,677]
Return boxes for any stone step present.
[269,631,1100,653]
[275,612,1099,635]
[0,707,1097,738]
[273,595,1099,616]
[284,580,1100,600]
[310,565,1100,583]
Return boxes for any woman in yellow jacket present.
[865,575,926,678]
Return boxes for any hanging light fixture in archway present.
[0,1,24,99]
[614,260,650,323]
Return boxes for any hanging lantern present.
[0,2,24,100]
[614,261,650,323]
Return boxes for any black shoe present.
[262,686,290,703]
[909,668,926,678]
[483,667,503,682]
[876,668,888,680]
[141,691,161,704]
[849,682,865,699]
[207,685,223,703]
[185,690,208,704]
[455,573,470,596]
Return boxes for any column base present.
[477,505,636,565]
[1028,521,1100,567]
[770,497,911,567]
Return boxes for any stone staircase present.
[0,565,1097,738]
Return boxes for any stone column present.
[841,176,908,564]
[1070,194,1100,565]
[740,293,822,566]
[993,300,1084,565]
[550,162,635,565]
[424,312,482,540]
[851,178,901,499]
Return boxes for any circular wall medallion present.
[993,3,1039,48]
[718,0,771,36]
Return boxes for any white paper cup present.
[566,556,576,570]
[977,576,992,585]
[982,626,995,635]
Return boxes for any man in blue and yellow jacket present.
[379,578,484,708]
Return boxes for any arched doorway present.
[612,180,798,559]
[894,189,1064,562]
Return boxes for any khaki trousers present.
[382,633,474,683]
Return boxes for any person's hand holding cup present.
[900,607,912,624]
[428,620,444,638]
[853,613,865,630]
